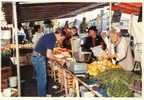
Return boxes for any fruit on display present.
[8,44,16,48]
[22,44,32,48]
[87,59,120,76]
[7,44,32,49]
[54,47,70,53]
[54,47,71,58]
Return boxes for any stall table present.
[48,61,103,97]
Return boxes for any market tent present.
[111,3,142,15]
[3,2,109,23]
[2,2,143,97]
[2,2,109,96]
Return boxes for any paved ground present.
[21,76,65,97]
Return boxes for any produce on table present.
[6,44,32,49]
[87,59,120,76]
[54,47,70,53]
[96,69,141,97]
[1,47,12,56]
[106,79,133,97]
[54,47,71,58]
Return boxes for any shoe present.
[46,94,52,97]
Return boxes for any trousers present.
[31,55,47,96]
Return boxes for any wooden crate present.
[1,66,12,91]
[1,79,8,91]
[1,66,12,79]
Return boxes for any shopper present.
[64,20,69,28]
[32,25,44,48]
[80,17,88,33]
[17,23,27,44]
[108,27,134,71]
[71,26,79,37]
[31,29,65,96]
[83,26,106,52]
[55,28,65,47]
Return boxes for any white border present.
[0,0,144,100]
[0,0,144,3]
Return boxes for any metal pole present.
[130,14,133,36]
[142,2,144,22]
[142,2,144,97]
[75,78,80,97]
[0,2,2,94]
[109,1,112,30]
[12,26,15,44]
[12,2,21,96]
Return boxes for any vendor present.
[31,29,65,96]
[108,27,134,71]
[83,26,106,52]
[71,26,79,37]
[62,27,72,49]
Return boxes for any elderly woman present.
[108,27,134,71]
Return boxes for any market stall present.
[46,47,141,97]
[1,2,110,97]
[1,1,143,97]
[47,3,142,97]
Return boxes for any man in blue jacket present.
[31,28,65,96]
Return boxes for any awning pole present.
[0,2,2,94]
[142,2,144,97]
[130,14,133,36]
[109,1,112,30]
[142,2,144,22]
[12,2,21,96]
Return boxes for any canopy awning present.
[111,3,142,15]
[3,2,108,23]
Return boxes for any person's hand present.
[110,53,117,59]
[107,53,117,59]
[101,51,108,59]
[58,59,66,66]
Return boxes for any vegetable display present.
[96,69,141,97]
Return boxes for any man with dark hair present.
[31,29,65,96]
[83,26,106,52]
[62,27,72,49]
[34,25,41,32]
[71,26,79,37]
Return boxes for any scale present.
[68,62,87,74]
